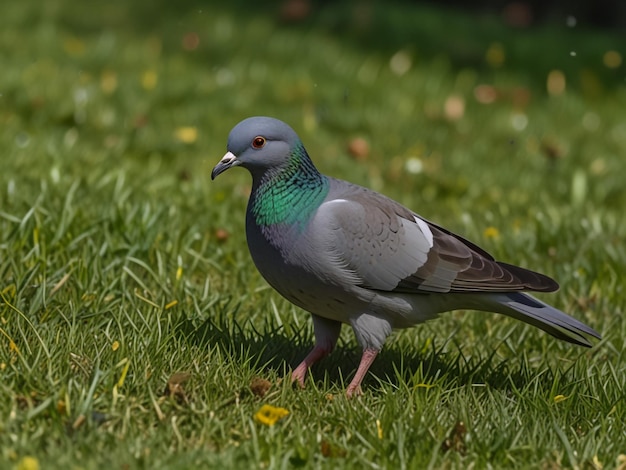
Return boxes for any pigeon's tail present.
[479,292,602,347]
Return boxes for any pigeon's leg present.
[292,314,342,388]
[346,313,392,397]
[346,348,379,397]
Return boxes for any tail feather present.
[480,292,601,347]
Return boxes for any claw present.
[291,364,307,388]
[345,384,362,398]
[344,348,379,398]
[291,344,332,389]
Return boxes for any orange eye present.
[252,136,266,149]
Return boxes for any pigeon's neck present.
[251,143,329,227]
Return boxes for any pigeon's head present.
[211,116,301,180]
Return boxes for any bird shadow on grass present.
[177,307,563,396]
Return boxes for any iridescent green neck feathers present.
[251,142,329,227]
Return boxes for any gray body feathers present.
[246,176,598,350]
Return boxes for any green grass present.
[1,0,626,468]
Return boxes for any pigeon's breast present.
[245,212,362,322]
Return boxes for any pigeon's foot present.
[345,348,379,398]
[291,344,333,388]
[291,364,307,388]
[345,384,362,398]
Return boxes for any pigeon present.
[211,116,601,397]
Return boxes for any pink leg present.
[291,345,332,388]
[346,348,379,398]
[291,315,342,388]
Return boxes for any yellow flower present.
[17,456,40,470]
[174,126,198,144]
[603,50,622,69]
[254,404,289,426]
[547,70,566,96]
[142,70,158,90]
[112,340,120,351]
[101,70,118,94]
[486,42,505,68]
[554,394,568,403]
[63,36,85,57]
[483,226,500,240]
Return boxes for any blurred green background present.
[1,1,625,468]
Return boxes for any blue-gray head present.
[211,116,302,181]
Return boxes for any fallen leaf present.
[320,439,347,458]
[444,95,465,121]
[541,140,564,161]
[165,372,191,404]
[215,228,230,242]
[441,421,467,455]
[250,377,271,397]
[348,137,370,161]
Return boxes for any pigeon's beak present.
[211,151,241,180]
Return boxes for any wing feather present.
[312,180,558,294]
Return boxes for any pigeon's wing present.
[311,182,558,294]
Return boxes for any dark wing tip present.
[497,262,560,292]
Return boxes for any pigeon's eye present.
[252,136,266,149]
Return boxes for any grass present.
[1,0,625,468]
